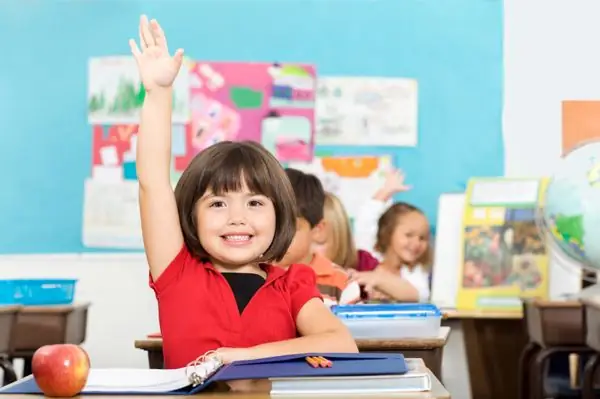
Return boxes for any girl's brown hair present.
[375,202,433,269]
[174,141,297,263]
[323,192,358,269]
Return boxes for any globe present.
[539,140,600,272]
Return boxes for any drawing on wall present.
[287,154,391,222]
[315,77,418,146]
[83,124,193,249]
[188,61,317,162]
[88,56,191,124]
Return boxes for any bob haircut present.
[174,140,297,263]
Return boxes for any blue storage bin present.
[0,279,77,306]
[331,303,442,339]
[332,303,442,318]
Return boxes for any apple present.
[32,344,90,397]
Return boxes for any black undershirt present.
[222,273,265,314]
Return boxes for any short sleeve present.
[286,264,322,320]
[148,244,192,296]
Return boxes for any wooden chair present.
[519,298,595,399]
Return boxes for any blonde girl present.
[321,192,379,272]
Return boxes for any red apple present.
[32,344,90,397]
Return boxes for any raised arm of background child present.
[353,168,411,254]
[130,15,185,281]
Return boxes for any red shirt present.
[149,245,322,369]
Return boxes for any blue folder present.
[0,352,408,395]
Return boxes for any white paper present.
[88,56,190,124]
[430,193,466,309]
[82,179,143,249]
[315,76,418,146]
[469,179,541,206]
[287,155,391,221]
[91,166,123,182]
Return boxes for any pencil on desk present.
[305,356,320,368]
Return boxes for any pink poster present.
[188,61,316,162]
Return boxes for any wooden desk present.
[0,360,451,398]
[445,309,527,399]
[134,327,451,381]
[356,326,450,380]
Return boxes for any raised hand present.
[382,168,411,194]
[129,15,184,92]
[374,168,411,202]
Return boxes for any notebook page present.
[83,357,221,393]
[83,368,189,393]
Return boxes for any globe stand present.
[536,205,598,301]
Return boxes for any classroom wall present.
[0,0,597,373]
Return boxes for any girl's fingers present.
[129,39,142,61]
[150,19,169,54]
[140,15,155,47]
[172,48,185,71]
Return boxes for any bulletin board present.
[0,0,504,254]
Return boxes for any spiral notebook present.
[0,352,426,395]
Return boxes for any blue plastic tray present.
[0,279,77,306]
[331,303,442,319]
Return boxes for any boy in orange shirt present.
[276,168,359,305]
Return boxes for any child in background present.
[319,192,379,272]
[130,15,356,371]
[276,169,358,304]
[352,169,432,302]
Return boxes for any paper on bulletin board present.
[287,155,391,221]
[315,77,418,146]
[456,177,550,312]
[188,61,316,162]
[562,100,600,154]
[89,124,192,184]
[88,56,191,124]
[82,178,143,249]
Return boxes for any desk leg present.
[462,318,528,399]
[0,356,17,386]
[147,350,164,369]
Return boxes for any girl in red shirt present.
[128,15,357,372]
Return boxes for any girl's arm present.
[217,298,358,364]
[350,268,427,302]
[353,169,410,254]
[130,16,185,280]
[138,91,183,281]
[250,298,358,357]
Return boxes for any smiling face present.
[195,181,277,269]
[387,211,430,266]
[174,141,297,268]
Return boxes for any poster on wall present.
[562,100,600,154]
[87,56,191,124]
[82,124,193,249]
[456,177,550,312]
[287,153,391,223]
[315,76,418,146]
[188,61,317,162]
